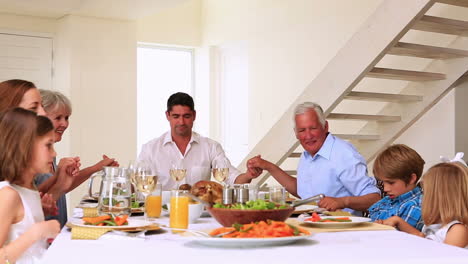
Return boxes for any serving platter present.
[190,233,314,247]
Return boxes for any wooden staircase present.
[237,0,468,187]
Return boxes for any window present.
[137,44,194,155]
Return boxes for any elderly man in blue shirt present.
[248,102,380,215]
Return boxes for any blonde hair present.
[422,162,468,226]
[373,144,425,184]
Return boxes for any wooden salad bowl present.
[207,206,295,227]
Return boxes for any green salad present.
[213,199,289,210]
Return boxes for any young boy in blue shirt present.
[369,144,425,230]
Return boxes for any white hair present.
[40,89,72,114]
[293,102,326,128]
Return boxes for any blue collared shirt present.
[369,186,423,230]
[297,133,380,215]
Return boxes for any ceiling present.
[0,0,190,20]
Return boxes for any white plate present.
[300,215,371,228]
[69,218,150,229]
[190,234,314,247]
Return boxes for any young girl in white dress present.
[0,108,61,263]
[379,161,468,248]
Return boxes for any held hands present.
[318,196,346,211]
[94,154,119,170]
[245,155,263,180]
[56,157,81,192]
[58,157,81,177]
[40,192,58,216]
[247,155,272,172]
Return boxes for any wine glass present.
[133,163,158,221]
[128,160,143,202]
[212,157,229,186]
[170,158,187,189]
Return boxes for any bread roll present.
[191,180,223,204]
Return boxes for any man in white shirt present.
[138,92,261,190]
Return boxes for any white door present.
[0,32,53,90]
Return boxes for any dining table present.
[42,210,468,264]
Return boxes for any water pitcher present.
[97,167,132,216]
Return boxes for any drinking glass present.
[146,183,162,221]
[170,158,187,189]
[269,186,286,205]
[169,190,189,232]
[133,163,158,221]
[212,157,229,185]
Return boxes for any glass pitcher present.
[97,167,132,216]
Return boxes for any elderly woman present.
[38,89,119,226]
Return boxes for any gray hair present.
[293,102,326,128]
[39,89,72,114]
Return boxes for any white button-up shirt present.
[138,131,241,190]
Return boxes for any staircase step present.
[367,67,446,81]
[334,134,381,140]
[345,91,423,102]
[284,170,297,176]
[388,42,468,59]
[436,0,468,8]
[450,70,468,88]
[328,113,401,122]
[413,15,468,36]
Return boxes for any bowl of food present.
[207,200,294,227]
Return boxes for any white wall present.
[394,91,455,172]
[137,0,201,46]
[53,15,137,209]
[0,13,56,33]
[201,0,384,148]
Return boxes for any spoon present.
[291,194,325,208]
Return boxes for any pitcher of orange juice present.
[146,183,162,220]
[169,190,189,231]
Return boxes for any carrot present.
[115,215,128,226]
[83,215,111,225]
[210,221,310,238]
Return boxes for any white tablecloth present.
[42,215,468,264]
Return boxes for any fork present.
[159,226,234,238]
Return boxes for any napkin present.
[71,226,111,240]
[82,207,99,217]
[323,211,352,216]
[286,219,395,233]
